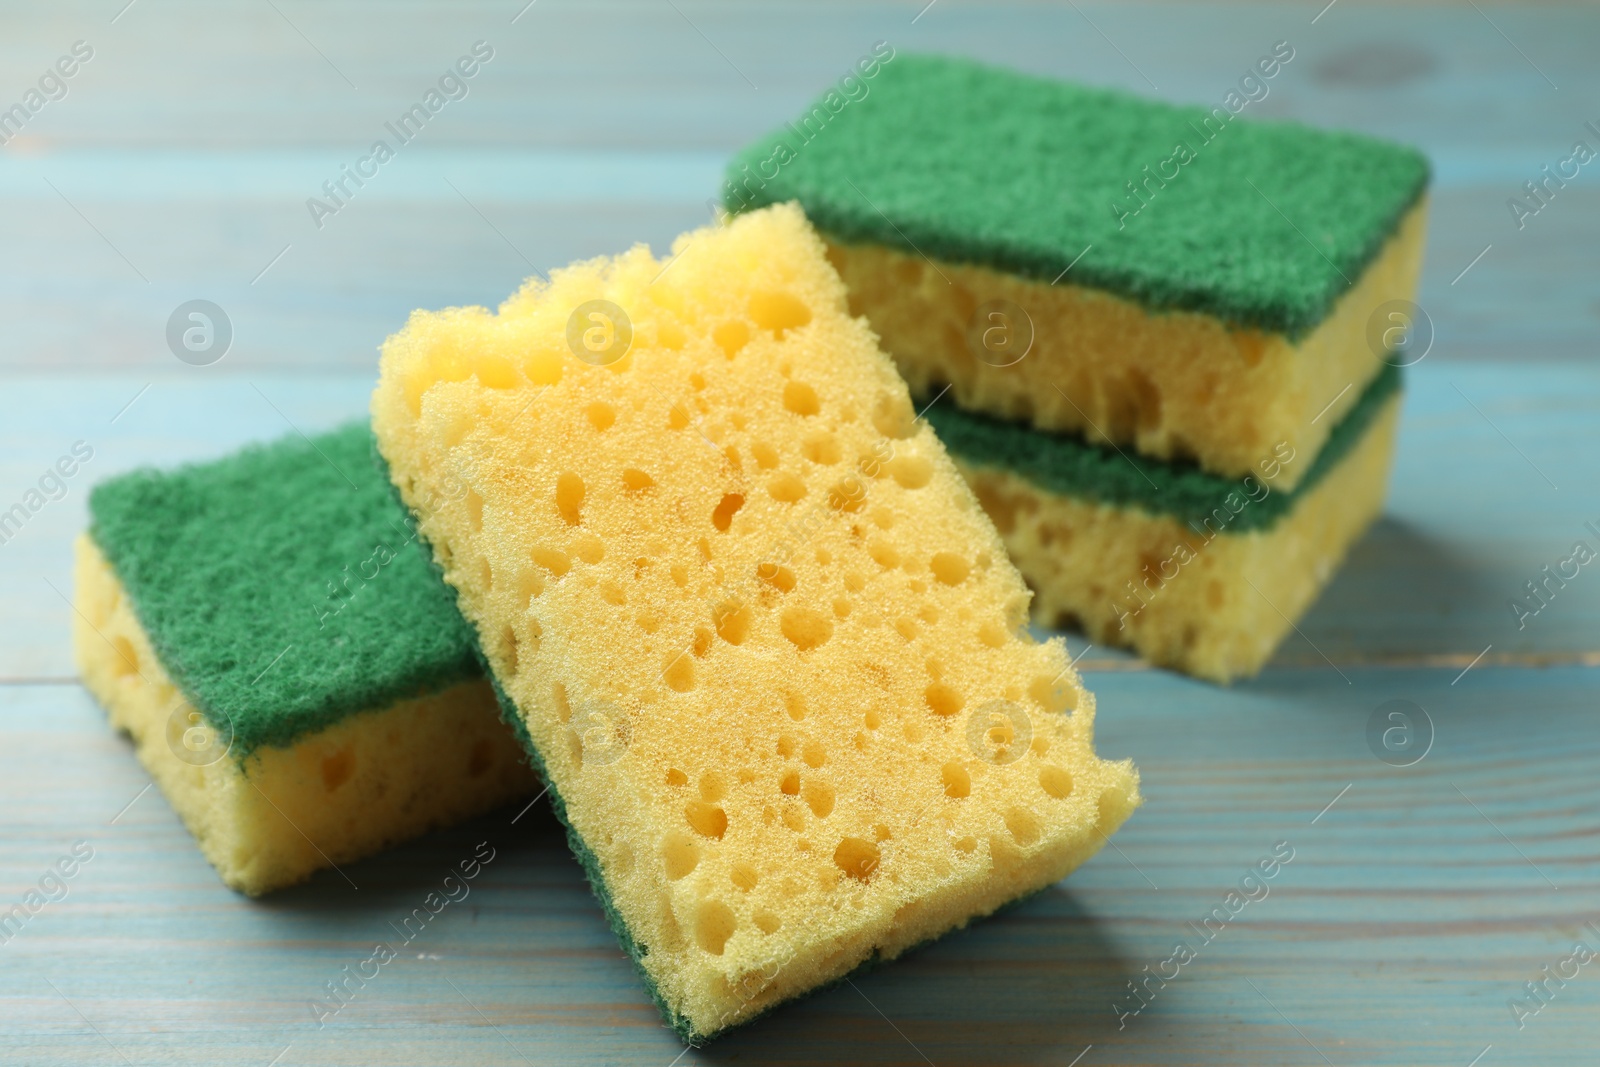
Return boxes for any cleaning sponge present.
[371,202,1141,1041]
[725,52,1430,485]
[74,423,536,895]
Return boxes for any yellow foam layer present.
[825,198,1426,490]
[371,202,1140,1039]
[959,396,1400,683]
[73,534,536,896]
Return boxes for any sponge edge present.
[823,197,1426,489]
[371,202,1141,1041]
[74,534,535,896]
[961,394,1401,682]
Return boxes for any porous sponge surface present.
[86,422,481,757]
[963,396,1402,682]
[925,362,1401,533]
[824,199,1426,487]
[371,203,1141,1041]
[728,53,1430,337]
[74,536,534,895]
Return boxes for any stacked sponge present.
[725,53,1429,681]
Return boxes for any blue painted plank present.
[1,663,1595,1065]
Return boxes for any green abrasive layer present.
[88,422,480,760]
[724,53,1429,337]
[926,361,1402,531]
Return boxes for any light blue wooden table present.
[2,2,1597,1064]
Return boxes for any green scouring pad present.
[724,51,1430,487]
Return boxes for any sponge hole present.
[826,479,867,513]
[1005,808,1042,847]
[868,540,900,570]
[731,863,759,891]
[754,910,782,934]
[622,468,655,493]
[662,830,700,880]
[712,493,745,533]
[871,393,917,439]
[695,900,737,955]
[663,652,695,693]
[320,748,355,792]
[111,636,139,678]
[686,800,728,839]
[1039,765,1074,799]
[757,563,796,593]
[751,441,779,470]
[925,681,963,718]
[930,552,970,586]
[888,453,933,489]
[531,545,571,577]
[522,349,563,386]
[1030,673,1078,714]
[780,607,833,652]
[941,762,971,798]
[555,472,585,526]
[713,320,750,359]
[749,291,812,339]
[833,837,881,882]
[586,401,616,432]
[714,601,752,645]
[783,380,821,417]
[803,780,835,818]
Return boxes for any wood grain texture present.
[1,2,1596,1064]
[3,666,1596,1066]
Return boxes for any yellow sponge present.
[74,535,533,896]
[371,202,1140,1042]
[964,395,1400,682]
[825,199,1426,490]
